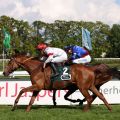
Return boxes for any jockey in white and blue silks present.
[64,45,91,64]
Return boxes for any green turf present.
[0,105,120,120]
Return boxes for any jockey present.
[64,45,91,64]
[37,43,68,78]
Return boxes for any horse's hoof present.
[11,108,15,111]
[83,105,89,112]
[109,109,112,112]
[26,109,30,112]
[83,108,89,112]
[54,104,56,106]
[78,100,83,106]
[83,109,89,112]
[53,102,57,106]
[108,108,112,112]
[26,107,31,112]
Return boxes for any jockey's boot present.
[50,62,59,78]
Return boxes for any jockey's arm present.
[44,53,54,64]
[70,53,78,60]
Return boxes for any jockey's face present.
[41,49,45,54]
[68,49,72,54]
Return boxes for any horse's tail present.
[108,67,120,80]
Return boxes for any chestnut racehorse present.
[3,54,112,112]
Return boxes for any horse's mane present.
[11,52,40,61]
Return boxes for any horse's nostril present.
[3,72,5,75]
[3,72,7,76]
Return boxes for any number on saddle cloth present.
[51,63,71,81]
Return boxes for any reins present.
[22,57,35,63]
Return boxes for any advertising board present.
[0,79,120,105]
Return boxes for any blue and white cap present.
[64,45,73,51]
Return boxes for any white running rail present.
[0,71,29,77]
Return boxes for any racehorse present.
[3,53,112,112]
[52,64,120,106]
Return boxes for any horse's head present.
[3,54,27,76]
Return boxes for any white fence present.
[95,58,120,60]
[0,71,29,77]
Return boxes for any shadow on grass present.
[7,104,118,114]
[11,105,83,111]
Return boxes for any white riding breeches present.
[51,53,68,63]
[72,55,91,64]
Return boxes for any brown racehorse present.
[3,54,112,112]
[53,64,120,106]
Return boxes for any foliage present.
[0,15,120,58]
[107,24,120,57]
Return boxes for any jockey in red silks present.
[64,45,91,64]
[37,43,68,78]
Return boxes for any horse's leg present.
[79,85,101,106]
[89,85,101,103]
[26,91,39,112]
[79,88,93,111]
[12,84,39,111]
[90,85,112,111]
[64,88,81,103]
[53,90,57,106]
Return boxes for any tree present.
[108,24,120,57]
[0,15,117,58]
[90,21,111,57]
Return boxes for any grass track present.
[0,105,120,120]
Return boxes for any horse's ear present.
[14,49,20,54]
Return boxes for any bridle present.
[7,56,35,71]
